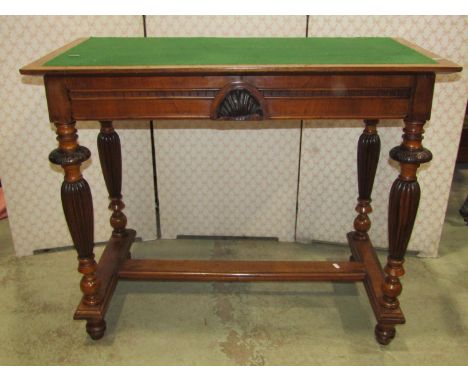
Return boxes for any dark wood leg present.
[375,324,396,345]
[70,123,135,339]
[98,121,128,238]
[460,194,468,224]
[377,119,432,344]
[86,318,107,340]
[49,122,103,338]
[351,119,380,259]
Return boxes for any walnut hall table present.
[20,37,462,345]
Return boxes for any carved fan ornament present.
[217,88,263,120]
[211,82,266,121]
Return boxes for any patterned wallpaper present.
[146,16,306,241]
[0,16,157,256]
[297,16,467,257]
[0,16,465,258]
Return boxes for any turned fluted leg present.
[353,119,381,244]
[376,119,432,345]
[97,121,127,238]
[49,122,105,340]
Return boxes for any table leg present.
[49,122,105,339]
[352,119,381,245]
[97,121,128,240]
[376,119,432,345]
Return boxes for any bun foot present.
[86,319,106,340]
[375,324,396,345]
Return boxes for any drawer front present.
[61,74,414,121]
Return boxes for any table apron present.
[69,97,410,120]
[44,73,425,122]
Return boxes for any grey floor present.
[0,165,467,365]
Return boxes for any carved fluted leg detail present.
[98,121,127,237]
[353,119,380,241]
[50,122,100,306]
[377,120,432,343]
[383,175,420,309]
[62,179,100,306]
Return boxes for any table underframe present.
[44,72,437,345]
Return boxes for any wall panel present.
[0,16,157,256]
[297,16,467,257]
[146,16,306,240]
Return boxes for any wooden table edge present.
[19,37,88,75]
[19,37,462,76]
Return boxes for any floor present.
[0,165,467,365]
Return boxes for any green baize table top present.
[44,37,436,67]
